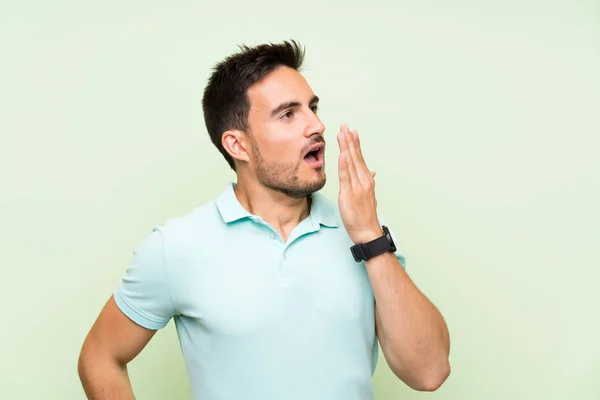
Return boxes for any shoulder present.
[155,199,223,248]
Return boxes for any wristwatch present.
[350,225,397,262]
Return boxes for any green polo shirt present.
[114,182,406,399]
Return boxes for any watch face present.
[382,226,396,251]
[382,226,391,240]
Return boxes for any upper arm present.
[80,225,177,365]
[80,295,157,366]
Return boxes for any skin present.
[78,296,153,399]
[77,65,450,398]
[337,123,451,391]
[228,66,451,390]
[222,66,327,241]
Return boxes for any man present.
[78,40,450,399]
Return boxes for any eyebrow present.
[269,95,320,118]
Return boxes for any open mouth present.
[303,144,324,167]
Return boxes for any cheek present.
[262,140,299,161]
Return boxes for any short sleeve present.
[113,226,176,330]
[377,215,407,269]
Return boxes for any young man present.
[78,40,450,399]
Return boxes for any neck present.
[233,178,311,238]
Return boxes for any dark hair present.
[201,40,306,171]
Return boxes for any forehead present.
[247,66,315,111]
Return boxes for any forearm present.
[78,355,135,400]
[366,251,450,390]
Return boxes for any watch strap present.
[350,226,396,262]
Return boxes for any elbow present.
[77,346,93,382]
[413,359,451,392]
[77,341,103,382]
[391,357,451,392]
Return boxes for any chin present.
[307,175,326,192]
[284,177,326,199]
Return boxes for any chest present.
[171,228,375,336]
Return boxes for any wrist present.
[353,225,383,244]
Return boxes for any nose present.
[304,111,326,138]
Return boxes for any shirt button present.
[283,254,287,260]
[269,233,276,240]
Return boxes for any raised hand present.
[337,124,383,244]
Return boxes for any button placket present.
[278,242,294,281]
[279,254,293,281]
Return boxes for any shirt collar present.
[215,182,339,228]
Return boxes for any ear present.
[222,129,251,165]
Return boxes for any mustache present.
[303,137,325,152]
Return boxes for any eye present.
[311,105,319,113]
[281,111,294,120]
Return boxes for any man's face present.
[245,66,327,199]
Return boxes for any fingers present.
[338,124,372,186]
[338,153,350,187]
[338,127,358,188]
[339,155,374,189]
[346,128,361,164]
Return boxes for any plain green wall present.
[1,1,599,399]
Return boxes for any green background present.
[1,1,599,399]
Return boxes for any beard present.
[252,140,326,199]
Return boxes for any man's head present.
[202,40,326,199]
